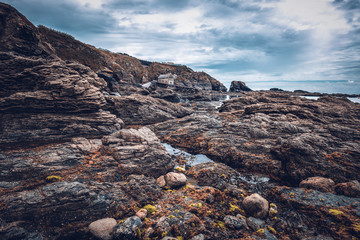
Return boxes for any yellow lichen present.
[215,220,226,229]
[46,175,62,182]
[269,209,278,215]
[175,167,185,172]
[257,228,265,234]
[229,203,240,212]
[168,215,175,219]
[143,204,157,214]
[270,203,276,208]
[328,209,344,216]
[289,192,295,198]
[352,223,360,232]
[176,237,184,240]
[267,226,277,234]
[161,231,168,237]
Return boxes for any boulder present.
[335,180,360,197]
[89,218,117,240]
[156,175,166,188]
[246,217,265,231]
[113,216,142,240]
[299,177,335,193]
[223,215,246,229]
[102,127,174,177]
[164,172,187,188]
[229,81,252,92]
[242,193,269,219]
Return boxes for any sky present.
[3,0,360,92]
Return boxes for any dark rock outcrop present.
[105,94,192,125]
[229,81,252,92]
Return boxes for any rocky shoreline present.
[1,3,360,240]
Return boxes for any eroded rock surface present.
[152,92,360,185]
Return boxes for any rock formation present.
[229,81,252,92]
[1,3,360,240]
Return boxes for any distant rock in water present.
[229,81,252,92]
[269,88,284,92]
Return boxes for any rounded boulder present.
[242,193,269,219]
[89,218,117,240]
[299,176,335,193]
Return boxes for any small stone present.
[156,175,166,188]
[136,209,147,220]
[191,234,205,240]
[223,215,246,229]
[242,193,269,219]
[164,172,187,188]
[299,176,335,193]
[161,237,177,240]
[88,218,117,240]
[113,216,142,240]
[246,217,265,231]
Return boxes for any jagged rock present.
[120,175,162,204]
[113,216,142,240]
[229,81,252,92]
[299,177,335,193]
[164,172,187,188]
[335,180,360,198]
[246,217,265,231]
[242,193,269,219]
[89,218,117,240]
[105,94,192,125]
[0,52,123,146]
[136,209,148,220]
[0,221,44,240]
[223,215,246,229]
[102,127,173,177]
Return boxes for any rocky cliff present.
[37,26,226,91]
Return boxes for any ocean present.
[241,80,360,95]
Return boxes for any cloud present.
[2,0,360,89]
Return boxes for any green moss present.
[46,175,62,182]
[328,209,344,216]
[143,204,157,214]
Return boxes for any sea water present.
[245,80,360,95]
